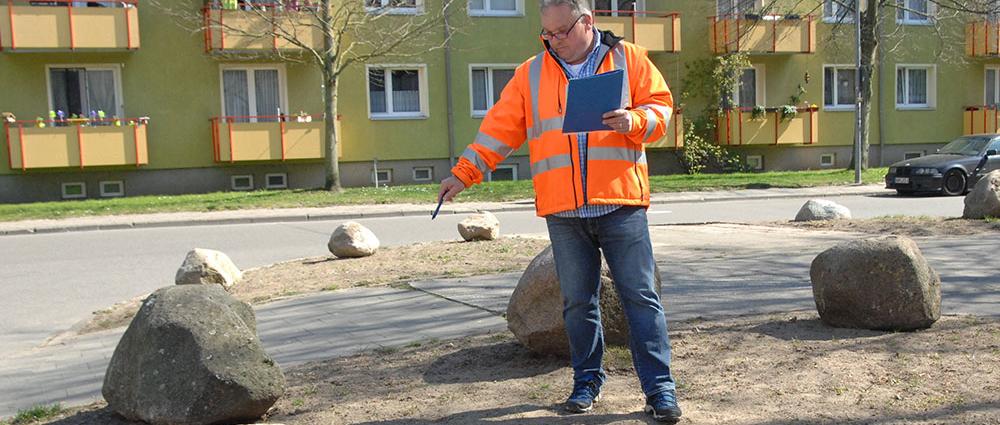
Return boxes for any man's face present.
[540,5,593,64]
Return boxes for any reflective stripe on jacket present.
[451,30,674,217]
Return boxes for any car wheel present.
[941,169,967,196]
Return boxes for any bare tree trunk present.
[851,3,880,171]
[320,0,342,192]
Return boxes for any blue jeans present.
[545,206,675,397]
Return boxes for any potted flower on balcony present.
[779,104,798,121]
[750,105,767,121]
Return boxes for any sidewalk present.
[0,184,892,236]
[2,223,996,418]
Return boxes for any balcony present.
[592,10,680,53]
[709,14,815,54]
[646,109,684,149]
[203,2,323,53]
[966,21,1000,57]
[4,119,149,170]
[0,1,139,51]
[963,105,1000,135]
[211,115,339,162]
[716,106,818,145]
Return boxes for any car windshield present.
[938,136,992,156]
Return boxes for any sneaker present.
[564,381,601,413]
[645,390,682,423]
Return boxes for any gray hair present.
[539,0,592,16]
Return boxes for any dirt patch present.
[73,236,549,336]
[43,312,1000,424]
[766,216,1000,237]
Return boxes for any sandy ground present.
[38,312,1000,425]
[766,216,1000,237]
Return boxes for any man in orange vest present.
[438,0,680,421]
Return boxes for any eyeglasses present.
[539,15,584,41]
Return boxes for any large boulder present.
[794,199,852,222]
[810,236,941,331]
[175,248,243,290]
[103,285,285,425]
[963,170,1000,219]
[458,211,500,241]
[328,221,379,258]
[507,245,662,356]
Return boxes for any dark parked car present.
[885,134,1000,195]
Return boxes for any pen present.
[431,195,444,220]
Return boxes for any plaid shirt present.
[551,28,622,218]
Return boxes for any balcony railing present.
[0,0,139,51]
[646,108,684,149]
[4,118,149,170]
[963,105,1000,135]
[211,114,338,162]
[715,106,819,145]
[966,21,1000,57]
[709,13,815,54]
[592,10,680,53]
[203,2,323,52]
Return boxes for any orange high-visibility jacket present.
[450,30,674,217]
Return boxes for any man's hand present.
[438,175,466,202]
[602,109,633,134]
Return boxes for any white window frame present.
[488,164,518,181]
[823,64,857,111]
[373,168,393,184]
[45,64,125,119]
[412,166,433,182]
[366,64,430,120]
[219,64,289,122]
[823,0,856,23]
[99,180,124,197]
[733,64,765,108]
[265,173,288,189]
[716,0,762,16]
[819,153,836,167]
[592,0,646,17]
[61,182,87,199]
[469,64,517,118]
[895,64,936,110]
[365,0,424,15]
[469,0,524,17]
[986,66,1000,106]
[745,155,764,171]
[903,151,924,160]
[231,175,254,191]
[897,0,933,25]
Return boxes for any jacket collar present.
[541,28,624,64]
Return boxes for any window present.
[489,164,518,181]
[897,0,933,24]
[987,67,1000,106]
[717,0,761,16]
[823,0,855,23]
[413,167,433,181]
[231,175,254,191]
[745,155,764,171]
[367,66,429,119]
[265,173,287,189]
[48,66,123,122]
[896,65,935,109]
[824,66,857,109]
[61,182,86,199]
[903,151,924,160]
[729,65,764,108]
[469,0,522,16]
[99,181,124,197]
[365,0,422,14]
[820,153,836,167]
[470,65,515,117]
[221,65,286,123]
[593,0,643,17]
[373,169,393,184]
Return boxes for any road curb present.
[0,188,892,236]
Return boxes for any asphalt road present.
[0,193,968,353]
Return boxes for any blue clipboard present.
[561,69,625,133]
